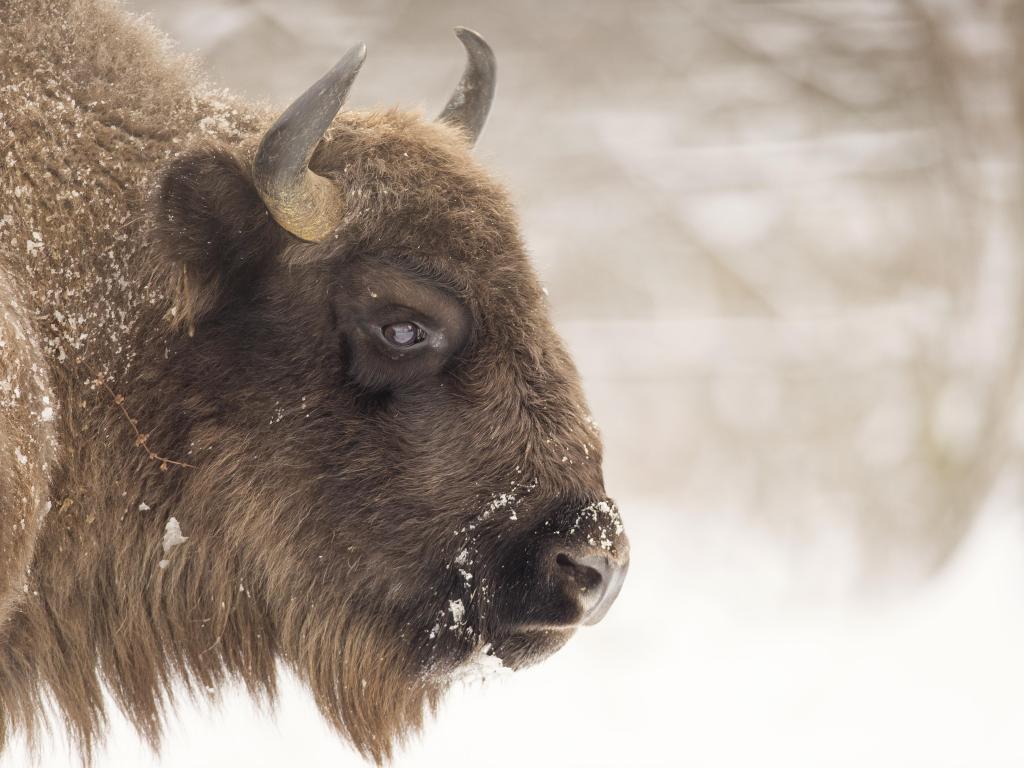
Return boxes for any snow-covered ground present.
[8,489,1024,768]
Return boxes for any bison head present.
[152,30,628,761]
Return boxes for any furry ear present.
[153,145,285,328]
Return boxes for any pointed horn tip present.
[453,27,492,52]
[324,41,366,80]
[343,41,368,67]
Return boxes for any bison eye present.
[382,322,426,347]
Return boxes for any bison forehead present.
[311,110,516,227]
[286,110,536,303]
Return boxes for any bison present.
[0,0,629,762]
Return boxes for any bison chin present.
[279,579,550,763]
[285,603,455,765]
[487,628,576,670]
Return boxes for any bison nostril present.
[552,550,628,626]
[555,552,604,591]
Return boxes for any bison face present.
[152,31,628,760]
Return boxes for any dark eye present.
[382,322,426,347]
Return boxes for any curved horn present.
[437,27,496,146]
[253,43,366,242]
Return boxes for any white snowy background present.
[9,0,1024,766]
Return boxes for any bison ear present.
[154,145,284,328]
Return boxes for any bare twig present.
[75,356,195,471]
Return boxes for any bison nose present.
[552,546,629,626]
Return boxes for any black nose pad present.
[553,549,629,625]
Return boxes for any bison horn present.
[437,27,496,146]
[252,43,366,242]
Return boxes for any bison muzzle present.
[0,0,629,762]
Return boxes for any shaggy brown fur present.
[0,0,627,763]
